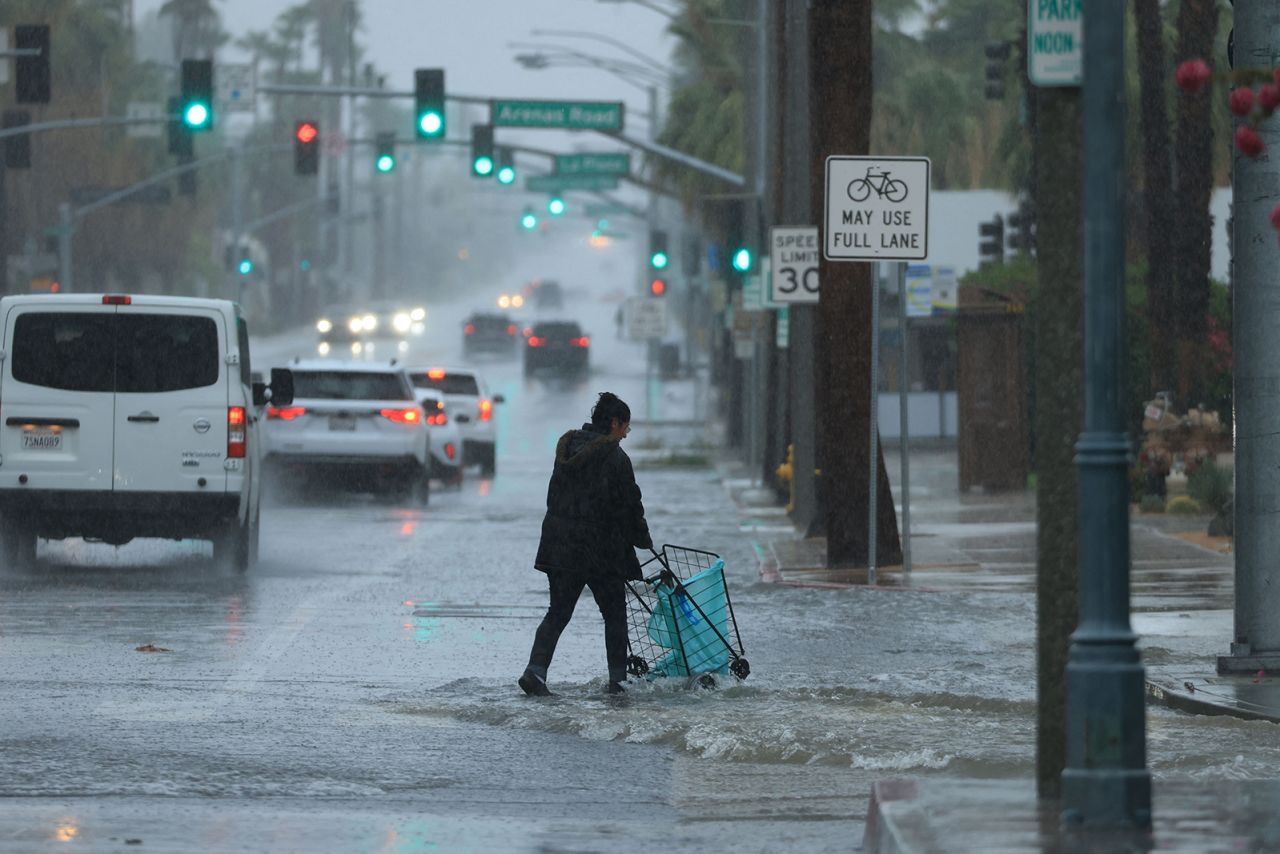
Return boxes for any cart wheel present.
[730,658,751,680]
[627,655,649,677]
[690,673,716,690]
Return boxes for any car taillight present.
[427,412,447,426]
[527,336,544,347]
[267,406,306,421]
[228,407,246,458]
[507,324,517,335]
[380,408,422,425]
[571,336,590,348]
[102,295,132,305]
[445,442,456,460]
[427,368,446,380]
[479,399,493,422]
[464,324,475,335]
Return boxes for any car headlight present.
[498,295,511,308]
[410,307,426,321]
[318,341,331,355]
[348,317,363,334]
[393,312,412,333]
[511,294,524,308]
[361,314,377,331]
[316,319,333,334]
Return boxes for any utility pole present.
[1220,1,1280,676]
[784,0,819,535]
[1061,0,1151,829]
[809,0,901,568]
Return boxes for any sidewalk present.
[725,446,1280,852]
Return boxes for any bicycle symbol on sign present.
[846,167,909,203]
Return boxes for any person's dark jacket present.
[534,423,653,580]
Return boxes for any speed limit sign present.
[769,226,820,304]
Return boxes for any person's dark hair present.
[590,391,631,429]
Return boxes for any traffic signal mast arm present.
[0,113,182,141]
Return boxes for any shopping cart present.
[624,545,750,686]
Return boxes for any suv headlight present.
[316,319,333,334]
[361,314,377,332]
[348,317,363,334]
[393,312,412,333]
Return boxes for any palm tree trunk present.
[1135,0,1176,396]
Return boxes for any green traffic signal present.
[732,247,752,272]
[521,210,538,230]
[414,69,446,140]
[473,155,494,176]
[650,250,669,270]
[548,197,566,216]
[238,258,253,276]
[183,101,211,130]
[497,165,515,185]
[180,59,214,132]
[376,154,395,173]
[418,111,443,137]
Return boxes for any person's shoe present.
[518,670,553,697]
[606,680,627,695]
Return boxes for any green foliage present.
[1188,459,1233,516]
[1166,495,1203,515]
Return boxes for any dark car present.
[524,320,589,378]
[463,312,519,356]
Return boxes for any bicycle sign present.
[824,156,930,261]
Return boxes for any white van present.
[0,294,292,570]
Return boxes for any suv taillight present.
[380,408,421,425]
[479,400,493,422]
[464,324,475,335]
[267,406,306,421]
[571,336,590,348]
[527,336,544,347]
[228,407,246,458]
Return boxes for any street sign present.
[742,274,763,309]
[932,265,958,313]
[556,152,630,176]
[586,202,630,217]
[776,306,790,349]
[824,156,930,261]
[905,264,933,317]
[770,225,820,303]
[491,100,624,131]
[625,297,667,340]
[125,101,165,138]
[527,174,619,192]
[1029,0,1083,86]
[217,63,256,112]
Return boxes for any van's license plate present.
[22,430,62,450]
[328,416,357,432]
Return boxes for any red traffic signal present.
[295,121,319,175]
[649,278,667,297]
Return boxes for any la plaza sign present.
[823,156,931,262]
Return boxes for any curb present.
[1145,677,1280,724]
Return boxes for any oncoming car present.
[263,361,430,504]
[314,303,426,357]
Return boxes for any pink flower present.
[1235,125,1265,157]
[1230,87,1256,117]
[1175,59,1213,92]
[1261,85,1280,113]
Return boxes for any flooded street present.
[0,283,1271,852]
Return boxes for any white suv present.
[263,360,430,504]
[0,294,292,571]
[405,367,502,475]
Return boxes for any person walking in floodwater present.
[519,392,653,696]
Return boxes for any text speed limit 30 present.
[769,226,820,304]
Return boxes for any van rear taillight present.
[228,407,247,458]
[445,442,456,460]
[380,407,421,425]
[102,295,133,305]
[267,406,306,421]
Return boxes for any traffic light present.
[414,68,445,140]
[180,59,214,131]
[731,247,753,273]
[295,120,320,175]
[166,96,194,157]
[649,278,667,297]
[520,207,538,231]
[984,42,1011,101]
[496,147,516,185]
[3,111,32,169]
[649,229,669,270]
[979,214,1005,265]
[471,124,494,177]
[238,256,254,276]
[1007,202,1036,255]
[15,25,51,104]
[375,132,396,174]
[547,196,566,216]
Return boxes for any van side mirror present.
[269,368,295,407]
[493,394,506,404]
[252,382,269,407]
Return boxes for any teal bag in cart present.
[646,559,732,677]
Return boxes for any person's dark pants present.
[527,571,629,684]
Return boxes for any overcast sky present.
[136,0,676,128]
